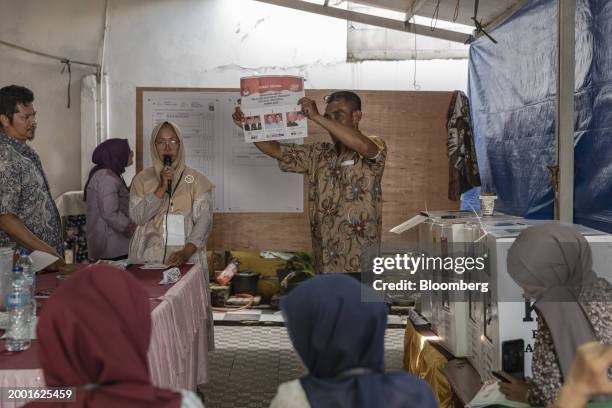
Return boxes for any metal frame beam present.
[405,0,428,24]
[253,0,471,43]
[471,0,529,40]
[556,0,575,222]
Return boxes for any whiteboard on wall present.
[140,91,303,213]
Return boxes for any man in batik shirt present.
[0,85,65,267]
[234,91,386,274]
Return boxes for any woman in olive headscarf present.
[129,121,215,347]
[500,224,612,406]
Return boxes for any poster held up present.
[240,75,308,142]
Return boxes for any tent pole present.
[556,0,575,222]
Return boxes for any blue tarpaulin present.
[468,0,612,232]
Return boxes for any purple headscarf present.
[84,139,131,200]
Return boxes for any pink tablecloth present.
[0,264,209,407]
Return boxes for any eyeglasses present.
[155,140,179,148]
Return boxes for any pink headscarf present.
[25,265,182,408]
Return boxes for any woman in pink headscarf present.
[25,265,203,408]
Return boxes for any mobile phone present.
[502,339,525,380]
[491,371,511,383]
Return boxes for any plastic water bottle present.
[15,249,35,318]
[216,258,240,286]
[5,266,32,351]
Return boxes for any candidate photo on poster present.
[274,113,284,128]
[251,115,262,130]
[243,116,254,131]
[286,111,300,127]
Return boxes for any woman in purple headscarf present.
[85,138,135,261]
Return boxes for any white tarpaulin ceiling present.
[254,0,528,43]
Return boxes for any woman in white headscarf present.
[500,224,612,406]
[129,121,215,348]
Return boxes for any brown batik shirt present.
[279,137,386,273]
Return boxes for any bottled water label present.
[5,263,33,351]
[6,291,30,309]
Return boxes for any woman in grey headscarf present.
[500,224,612,406]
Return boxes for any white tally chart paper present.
[140,264,168,270]
[142,91,303,213]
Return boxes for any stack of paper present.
[30,251,59,273]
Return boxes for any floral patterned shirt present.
[528,278,612,406]
[0,132,63,255]
[279,138,386,273]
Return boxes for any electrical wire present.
[162,199,171,265]
[453,0,460,22]
[412,17,421,90]
[0,39,99,68]
[0,39,99,109]
[161,170,184,264]
[431,0,441,31]
[211,294,255,312]
[60,59,72,108]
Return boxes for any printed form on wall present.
[142,91,304,213]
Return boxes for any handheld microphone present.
[163,155,173,196]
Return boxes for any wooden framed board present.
[137,87,459,251]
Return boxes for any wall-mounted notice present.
[142,91,303,213]
[240,76,308,142]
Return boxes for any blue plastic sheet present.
[468,0,612,232]
[460,186,481,211]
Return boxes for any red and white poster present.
[239,75,307,142]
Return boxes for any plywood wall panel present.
[137,88,459,251]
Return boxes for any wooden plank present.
[136,87,459,251]
[135,87,144,173]
[556,0,575,222]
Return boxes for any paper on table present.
[30,251,59,273]
[467,380,530,408]
[140,264,169,270]
[408,309,429,326]
[158,267,182,285]
[389,214,428,234]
